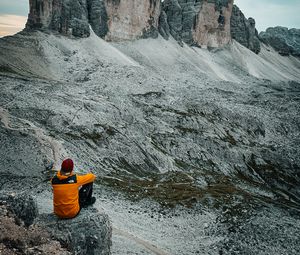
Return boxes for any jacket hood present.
[57,171,74,180]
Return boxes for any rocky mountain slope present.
[1,0,300,254]
[260,27,300,57]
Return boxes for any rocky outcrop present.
[87,0,109,38]
[26,0,90,37]
[161,0,233,48]
[26,0,161,40]
[0,193,38,227]
[0,202,70,255]
[259,27,300,57]
[158,10,170,40]
[37,208,112,255]
[230,5,260,54]
[104,0,161,41]
[0,193,112,255]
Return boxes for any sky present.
[0,0,300,37]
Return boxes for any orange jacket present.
[51,171,96,219]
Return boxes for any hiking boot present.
[85,197,96,206]
[89,197,96,205]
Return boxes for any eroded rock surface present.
[26,0,90,37]
[0,193,112,255]
[162,0,233,47]
[105,0,161,41]
[37,208,112,255]
[0,194,70,255]
[0,193,38,227]
[259,27,300,57]
[26,0,161,40]
[230,4,260,54]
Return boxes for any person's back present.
[51,158,96,219]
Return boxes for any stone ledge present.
[36,207,112,255]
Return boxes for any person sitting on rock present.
[51,158,96,219]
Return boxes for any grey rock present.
[230,5,261,54]
[0,193,38,226]
[87,0,109,38]
[26,0,90,37]
[161,0,233,47]
[259,27,300,57]
[162,0,183,43]
[158,10,170,40]
[26,0,161,40]
[37,207,112,255]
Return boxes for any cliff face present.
[104,0,161,41]
[161,0,233,48]
[26,0,90,37]
[26,0,265,52]
[230,5,260,54]
[259,27,300,57]
[26,0,161,40]
[192,0,233,48]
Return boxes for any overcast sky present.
[0,0,300,37]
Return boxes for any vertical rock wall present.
[25,0,262,52]
[161,0,233,48]
[192,0,233,48]
[26,0,90,37]
[87,0,109,38]
[104,0,161,41]
[26,0,161,40]
[230,5,260,54]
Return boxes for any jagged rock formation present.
[259,27,300,57]
[161,0,233,47]
[37,208,112,255]
[0,193,38,227]
[26,0,161,40]
[158,10,170,40]
[0,193,112,255]
[0,204,70,254]
[230,5,260,54]
[26,0,90,37]
[25,0,268,51]
[87,0,109,38]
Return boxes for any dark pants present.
[79,182,93,208]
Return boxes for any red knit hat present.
[61,158,74,173]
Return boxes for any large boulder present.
[0,193,38,227]
[0,201,70,255]
[0,193,112,255]
[36,207,112,255]
[230,5,261,54]
[259,27,300,57]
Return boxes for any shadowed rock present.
[0,193,112,254]
[26,0,90,37]
[259,27,300,57]
[161,0,233,48]
[0,193,38,227]
[230,5,261,54]
[25,0,161,41]
[36,207,112,255]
